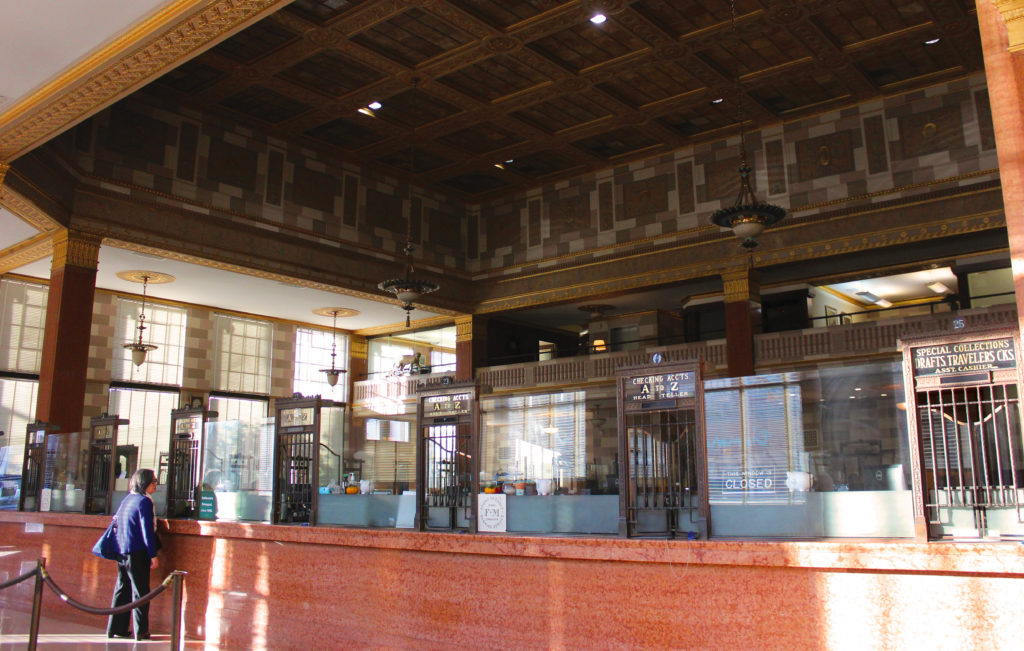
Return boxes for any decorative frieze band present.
[456,315,474,342]
[0,0,291,160]
[994,0,1024,52]
[51,230,101,271]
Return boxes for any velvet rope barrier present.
[38,564,173,616]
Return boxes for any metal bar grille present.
[423,422,472,526]
[918,384,1023,530]
[84,441,112,514]
[167,437,199,518]
[276,431,314,523]
[21,445,43,510]
[623,408,698,537]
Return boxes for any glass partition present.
[705,360,914,538]
[201,416,274,522]
[479,390,618,534]
[40,431,86,513]
[319,413,414,528]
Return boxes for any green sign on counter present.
[198,490,217,520]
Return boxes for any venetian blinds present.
[0,377,39,476]
[363,419,415,491]
[113,297,187,385]
[480,391,587,483]
[214,314,272,395]
[704,375,804,504]
[206,395,271,492]
[108,386,179,472]
[293,327,349,401]
[0,278,48,374]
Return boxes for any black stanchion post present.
[28,558,45,651]
[170,570,187,651]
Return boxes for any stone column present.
[722,266,760,378]
[978,1,1024,332]
[454,315,483,382]
[35,230,101,434]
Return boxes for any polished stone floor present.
[0,609,206,650]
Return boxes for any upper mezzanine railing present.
[352,304,1018,403]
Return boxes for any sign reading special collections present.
[912,337,1017,377]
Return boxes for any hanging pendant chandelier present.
[317,308,349,387]
[117,271,173,367]
[378,79,438,326]
[709,0,786,249]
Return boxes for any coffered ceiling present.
[134,0,984,201]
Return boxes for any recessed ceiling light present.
[927,281,951,294]
[590,14,607,25]
[368,101,382,110]
[876,298,893,308]
[357,107,375,117]
[924,38,940,45]
[494,163,505,170]
[711,98,724,104]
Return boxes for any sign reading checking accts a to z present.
[424,392,472,415]
[624,371,696,401]
[912,337,1016,377]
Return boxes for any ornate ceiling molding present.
[0,184,62,233]
[0,0,292,160]
[993,0,1024,52]
[0,232,53,274]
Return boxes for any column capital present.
[51,230,101,272]
[455,315,474,343]
[721,266,760,303]
[993,0,1024,52]
[350,335,368,360]
[0,161,9,188]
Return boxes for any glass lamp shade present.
[124,342,158,367]
[731,217,767,240]
[321,368,346,387]
[396,289,421,303]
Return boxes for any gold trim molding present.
[0,162,8,188]
[455,315,474,342]
[0,185,62,233]
[51,230,101,271]
[994,0,1024,52]
[0,232,53,273]
[0,0,292,160]
[720,266,761,302]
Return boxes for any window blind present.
[0,278,48,374]
[108,387,179,472]
[113,297,186,385]
[214,314,272,394]
[0,377,39,476]
[293,326,349,401]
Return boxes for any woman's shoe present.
[135,632,151,640]
[107,631,131,638]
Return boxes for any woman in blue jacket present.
[106,468,160,640]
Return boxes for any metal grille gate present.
[623,408,700,537]
[84,439,112,514]
[276,430,315,523]
[166,437,200,518]
[19,443,43,511]
[422,422,473,530]
[917,384,1023,536]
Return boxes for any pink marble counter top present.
[3,511,1021,577]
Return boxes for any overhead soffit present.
[117,0,984,202]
